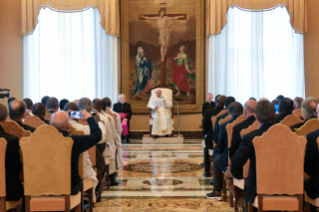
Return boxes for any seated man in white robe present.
[147,89,173,138]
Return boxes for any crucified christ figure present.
[140,10,186,62]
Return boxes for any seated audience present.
[46,97,59,113]
[294,97,304,110]
[0,103,24,201]
[50,102,102,195]
[202,95,226,177]
[32,103,50,124]
[202,93,215,117]
[147,89,173,138]
[59,98,69,111]
[304,103,319,208]
[290,97,319,131]
[23,98,33,115]
[206,102,243,200]
[231,100,275,204]
[113,94,132,142]
[9,100,35,132]
[41,95,49,105]
[275,97,294,123]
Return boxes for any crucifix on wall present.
[140,3,187,86]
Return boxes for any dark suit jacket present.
[15,120,35,132]
[231,123,274,203]
[212,112,229,144]
[290,118,308,132]
[40,117,50,124]
[202,106,224,149]
[113,102,132,123]
[0,125,23,201]
[202,101,215,117]
[275,112,292,123]
[60,117,102,195]
[304,129,319,199]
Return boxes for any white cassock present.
[147,95,173,136]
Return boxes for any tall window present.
[23,8,118,103]
[208,7,305,103]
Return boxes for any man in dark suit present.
[202,95,226,176]
[275,97,293,123]
[113,94,132,142]
[202,93,215,117]
[46,97,59,113]
[290,97,318,131]
[41,95,50,105]
[32,103,50,124]
[9,100,35,132]
[51,100,102,195]
[231,100,275,204]
[0,103,24,201]
[304,103,319,206]
[206,102,243,200]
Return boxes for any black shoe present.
[165,135,169,137]
[152,135,159,138]
[110,179,120,186]
[209,179,214,185]
[206,191,222,200]
[200,163,205,168]
[203,171,209,177]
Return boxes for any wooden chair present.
[252,124,306,212]
[3,120,31,140]
[304,137,319,212]
[295,118,319,137]
[24,116,46,128]
[25,111,32,119]
[280,114,303,127]
[20,125,81,212]
[293,108,302,118]
[0,138,22,212]
[212,109,228,130]
[44,113,52,122]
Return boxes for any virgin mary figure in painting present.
[131,47,153,96]
[171,45,192,97]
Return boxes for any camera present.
[0,88,10,99]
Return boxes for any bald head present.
[9,100,26,121]
[93,98,103,112]
[51,111,69,131]
[244,99,257,118]
[216,95,226,107]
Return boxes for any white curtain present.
[23,8,118,104]
[208,7,305,104]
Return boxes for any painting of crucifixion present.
[121,0,205,113]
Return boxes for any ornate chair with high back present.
[293,108,303,118]
[149,88,174,136]
[0,138,22,212]
[3,120,31,140]
[280,114,303,127]
[252,124,306,212]
[20,125,81,212]
[295,118,319,137]
[24,116,46,129]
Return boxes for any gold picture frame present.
[121,0,205,114]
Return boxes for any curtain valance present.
[22,0,120,36]
[206,0,307,36]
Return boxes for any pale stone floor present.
[93,140,236,212]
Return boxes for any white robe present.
[147,95,173,136]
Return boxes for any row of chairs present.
[0,117,111,212]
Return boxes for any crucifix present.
[140,3,187,86]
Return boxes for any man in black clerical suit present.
[51,101,102,195]
[113,94,132,142]
[0,103,24,201]
[32,103,50,124]
[290,97,318,131]
[202,93,215,117]
[231,100,275,204]
[274,97,293,123]
[46,97,59,113]
[9,100,35,132]
[202,95,226,176]
[206,102,243,200]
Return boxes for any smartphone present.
[274,103,279,114]
[70,111,82,119]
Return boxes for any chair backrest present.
[3,120,31,140]
[44,113,52,122]
[240,120,259,137]
[25,111,31,119]
[293,108,302,118]
[295,118,319,137]
[226,115,246,165]
[212,109,227,130]
[20,125,73,196]
[253,124,306,195]
[23,116,46,129]
[68,125,85,179]
[280,114,303,127]
[218,115,230,125]
[0,138,7,197]
[151,88,173,102]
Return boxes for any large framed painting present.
[121,0,205,114]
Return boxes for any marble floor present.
[94,140,235,212]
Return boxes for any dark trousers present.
[204,147,210,172]
[213,160,222,192]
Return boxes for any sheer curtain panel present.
[23,8,119,103]
[208,7,305,103]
